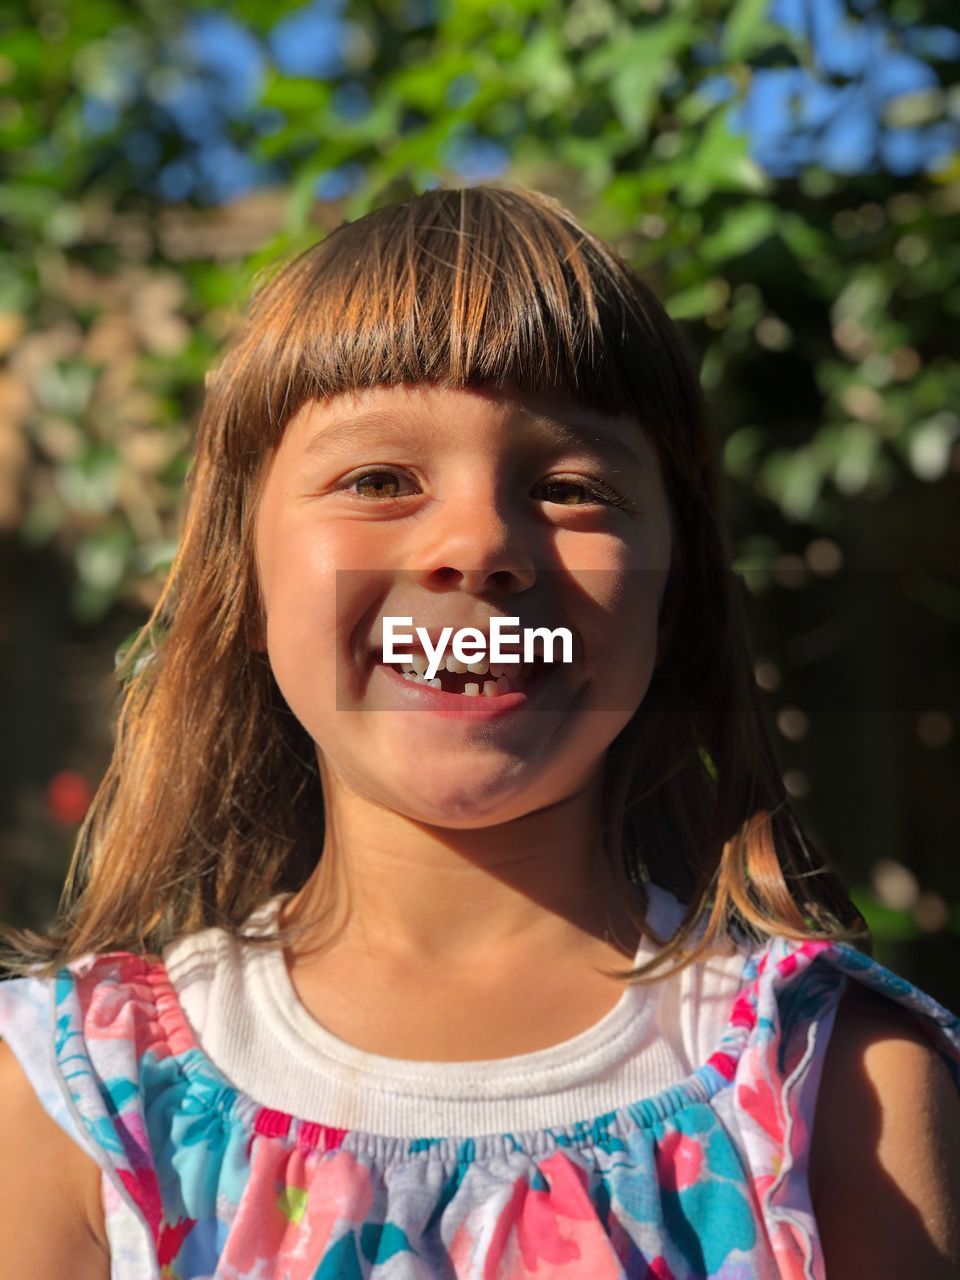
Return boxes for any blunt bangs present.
[231,186,698,450]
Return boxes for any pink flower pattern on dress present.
[1,931,958,1278]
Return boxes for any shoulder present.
[0,1039,109,1274]
[809,977,960,1276]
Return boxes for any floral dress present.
[1,931,959,1279]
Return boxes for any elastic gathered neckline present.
[130,935,767,1167]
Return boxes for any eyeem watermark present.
[383,617,573,682]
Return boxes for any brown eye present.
[542,481,588,505]
[536,478,628,508]
[344,469,414,500]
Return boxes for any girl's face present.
[253,382,673,828]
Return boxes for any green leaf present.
[665,278,728,320]
[831,422,881,496]
[390,51,474,114]
[724,426,766,481]
[699,202,779,265]
[679,107,771,204]
[721,0,787,60]
[260,75,333,115]
[115,622,167,685]
[284,162,329,236]
[512,28,575,117]
[55,443,121,515]
[581,18,693,137]
[758,447,825,521]
[777,210,830,261]
[849,889,921,942]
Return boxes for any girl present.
[1,184,958,1279]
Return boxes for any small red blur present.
[46,770,93,826]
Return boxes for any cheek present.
[612,576,664,699]
[259,525,393,739]
[567,523,669,631]
[614,497,673,655]
[574,551,667,714]
[257,519,340,716]
[265,592,333,719]
[267,545,328,637]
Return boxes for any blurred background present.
[1,0,958,1004]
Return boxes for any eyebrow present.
[300,408,646,469]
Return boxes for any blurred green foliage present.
[3,0,957,611]
[2,0,959,968]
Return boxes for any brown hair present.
[1,184,869,981]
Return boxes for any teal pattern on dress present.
[1,934,959,1279]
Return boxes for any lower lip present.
[372,662,560,720]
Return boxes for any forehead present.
[283,383,651,467]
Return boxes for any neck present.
[279,765,643,968]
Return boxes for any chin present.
[381,774,543,827]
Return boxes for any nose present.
[412,493,537,596]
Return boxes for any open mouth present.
[376,653,552,697]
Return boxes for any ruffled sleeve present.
[0,973,94,1151]
[0,959,165,1278]
[711,936,960,1280]
[48,950,259,1278]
